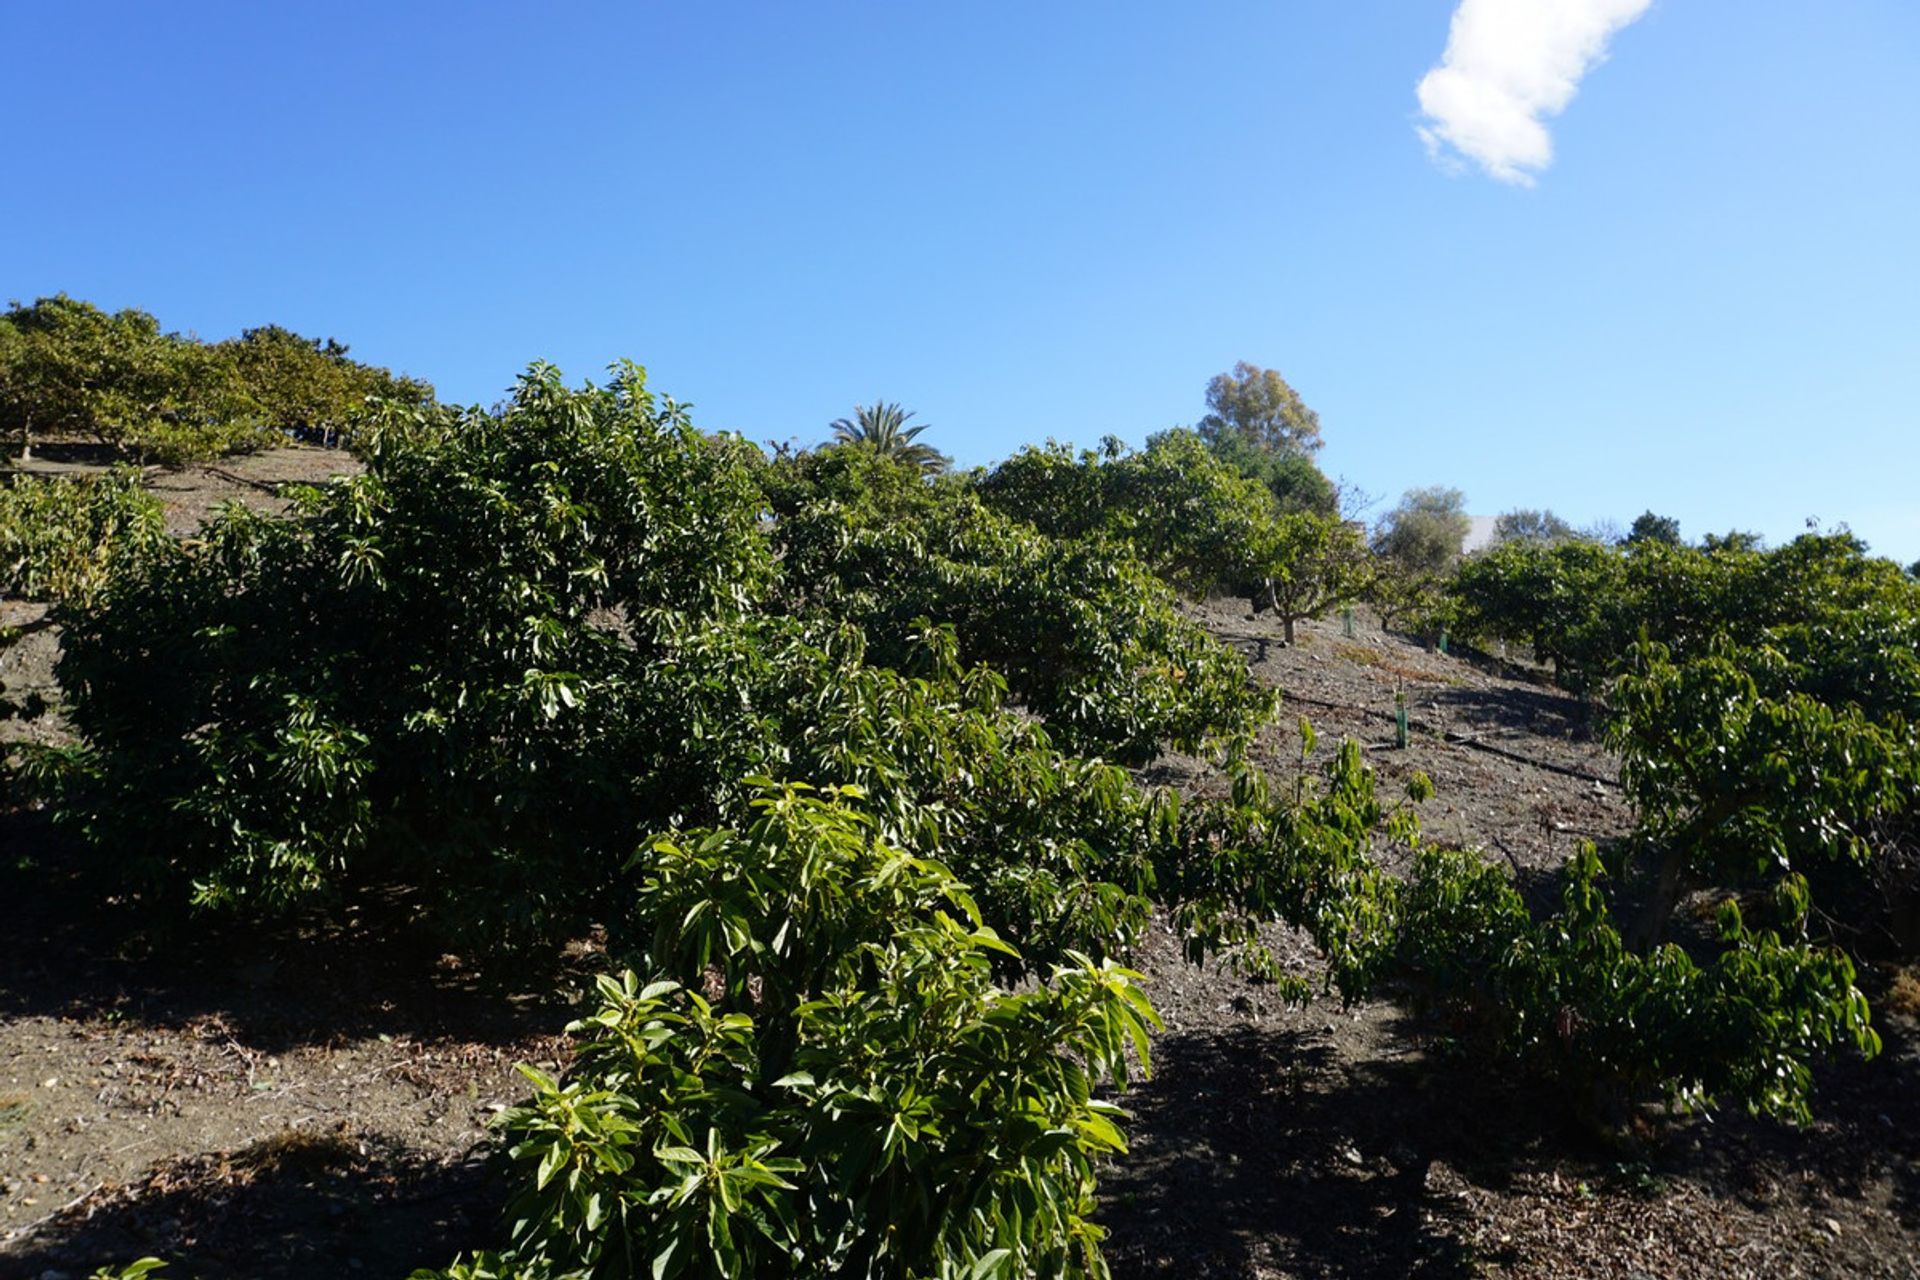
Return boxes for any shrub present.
[769,446,1275,762]
[1163,736,1418,997]
[45,363,773,944]
[0,468,166,607]
[42,366,1217,967]
[1399,846,1879,1125]
[416,786,1156,1280]
[1451,532,1920,692]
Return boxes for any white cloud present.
[1415,0,1653,186]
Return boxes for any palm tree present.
[827,400,950,475]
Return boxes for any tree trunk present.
[1631,845,1690,952]
[1630,789,1755,951]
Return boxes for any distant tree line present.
[0,295,432,464]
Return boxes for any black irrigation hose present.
[1452,733,1615,790]
[198,466,289,496]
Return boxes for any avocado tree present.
[415,785,1158,1280]
[0,295,269,462]
[0,469,166,608]
[47,362,776,943]
[771,443,1276,762]
[1259,511,1373,645]
[219,324,432,446]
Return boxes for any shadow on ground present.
[1098,1000,1920,1279]
[4,441,133,469]
[0,809,582,1053]
[3,1141,502,1278]
[1689,1009,1920,1228]
[1429,682,1595,745]
[1096,1016,1565,1279]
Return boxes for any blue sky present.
[7,2,1918,561]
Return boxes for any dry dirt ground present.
[1103,603,1920,1280]
[4,442,363,539]
[3,456,1917,1278]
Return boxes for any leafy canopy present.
[418,785,1157,1280]
[1493,507,1578,546]
[1627,510,1682,546]
[0,295,434,463]
[1195,361,1323,457]
[979,430,1367,643]
[1373,485,1470,576]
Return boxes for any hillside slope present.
[2,468,1916,1278]
[1102,605,1920,1280]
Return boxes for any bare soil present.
[1099,605,1920,1279]
[5,442,362,539]
[3,444,362,753]
[0,838,583,1277]
[3,464,1917,1278]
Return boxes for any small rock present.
[1423,1160,1468,1199]
[1823,1217,1843,1237]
